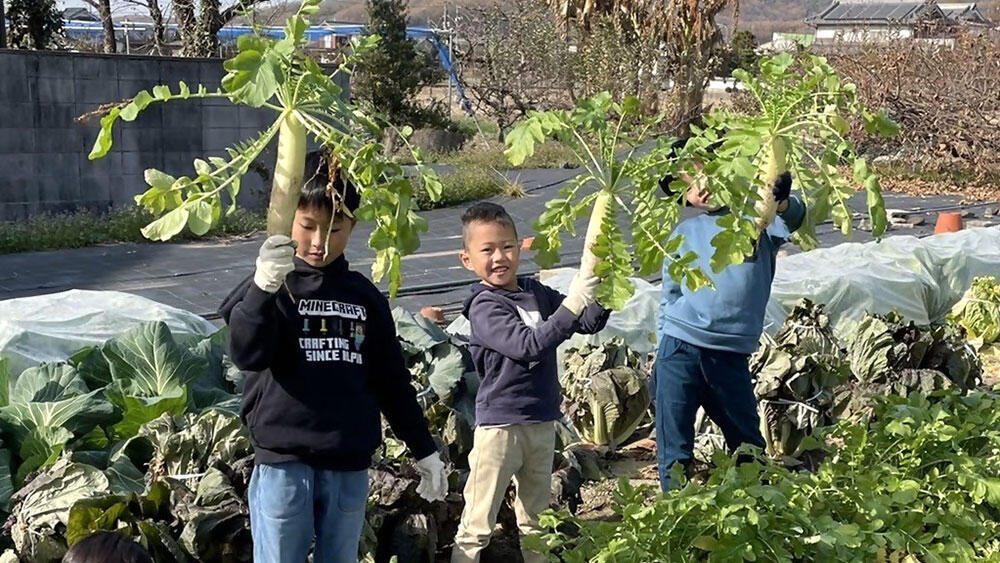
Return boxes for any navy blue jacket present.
[220,256,436,470]
[463,278,610,426]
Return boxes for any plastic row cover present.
[766,226,1000,340]
[0,289,218,376]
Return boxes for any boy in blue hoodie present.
[654,159,804,491]
[451,202,610,563]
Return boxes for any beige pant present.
[451,422,556,563]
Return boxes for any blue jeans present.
[653,335,765,491]
[249,462,369,563]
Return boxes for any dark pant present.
[653,334,765,491]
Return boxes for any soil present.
[879,176,1000,205]
[575,440,660,522]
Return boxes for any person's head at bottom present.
[63,531,153,563]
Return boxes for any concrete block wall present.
[0,49,349,222]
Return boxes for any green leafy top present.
[86,0,441,298]
[505,92,701,309]
[504,54,899,310]
[699,53,898,251]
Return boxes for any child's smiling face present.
[291,205,354,267]
[460,220,521,290]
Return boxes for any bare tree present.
[81,0,117,53]
[572,14,667,112]
[545,0,739,133]
[830,33,1000,186]
[173,0,272,57]
[661,0,737,134]
[453,0,575,139]
[124,0,168,54]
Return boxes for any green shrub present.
[0,207,265,254]
[413,167,519,210]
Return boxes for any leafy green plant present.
[412,167,518,211]
[505,92,696,310]
[391,307,478,462]
[0,313,484,561]
[838,313,982,420]
[845,312,981,387]
[86,0,441,296]
[102,323,208,441]
[0,363,114,486]
[504,54,899,310]
[700,53,898,247]
[9,409,254,563]
[7,460,113,561]
[66,481,187,561]
[529,390,1000,562]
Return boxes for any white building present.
[806,1,992,43]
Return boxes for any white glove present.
[414,453,448,502]
[562,273,599,316]
[253,235,296,293]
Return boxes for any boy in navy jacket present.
[451,202,610,563]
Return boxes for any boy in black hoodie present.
[220,151,448,563]
[451,202,610,563]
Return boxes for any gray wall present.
[0,49,339,221]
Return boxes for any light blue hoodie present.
[657,196,806,355]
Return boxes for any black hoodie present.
[462,277,610,426]
[219,256,436,470]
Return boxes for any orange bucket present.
[934,212,964,234]
[521,236,535,251]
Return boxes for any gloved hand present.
[253,235,296,293]
[772,171,793,203]
[415,453,448,502]
[562,273,599,316]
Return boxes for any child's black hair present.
[461,202,518,244]
[298,149,360,218]
[62,532,153,563]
